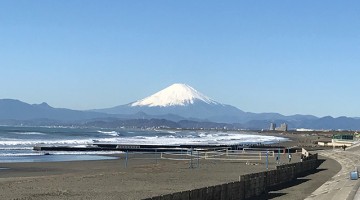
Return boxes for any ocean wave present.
[198,132,207,137]
[45,151,121,155]
[0,139,95,147]
[0,152,44,157]
[166,131,179,134]
[0,151,120,157]
[14,132,46,135]
[0,147,33,150]
[109,132,288,146]
[97,130,120,137]
[0,129,288,153]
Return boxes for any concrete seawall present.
[144,154,319,200]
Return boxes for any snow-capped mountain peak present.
[130,83,220,107]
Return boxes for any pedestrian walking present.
[288,153,292,162]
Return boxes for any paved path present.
[305,143,360,200]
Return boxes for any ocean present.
[0,126,287,163]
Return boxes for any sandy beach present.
[0,132,341,200]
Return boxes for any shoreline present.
[0,131,341,199]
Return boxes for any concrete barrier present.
[144,153,318,200]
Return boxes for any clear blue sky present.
[0,1,359,117]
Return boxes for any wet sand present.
[0,132,341,200]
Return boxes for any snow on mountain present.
[130,83,220,107]
[93,83,319,124]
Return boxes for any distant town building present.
[269,123,276,131]
[318,134,355,147]
[275,123,288,132]
[332,134,354,141]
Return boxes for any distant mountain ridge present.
[1,83,359,130]
[0,99,109,121]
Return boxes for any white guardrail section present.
[159,149,275,161]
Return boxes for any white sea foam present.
[0,131,287,147]
[0,139,95,147]
[0,147,33,150]
[167,131,179,134]
[45,151,121,155]
[0,151,120,157]
[14,132,46,135]
[95,132,288,146]
[0,153,44,157]
[97,130,119,137]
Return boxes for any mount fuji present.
[130,83,220,107]
[96,83,267,123]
